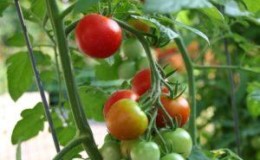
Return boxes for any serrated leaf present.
[5,32,33,47]
[144,0,212,13]
[6,52,33,101]
[74,0,99,13]
[79,86,108,121]
[11,103,45,144]
[174,21,210,44]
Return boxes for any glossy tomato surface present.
[156,96,190,127]
[131,68,151,96]
[161,153,185,160]
[130,141,160,160]
[103,90,139,117]
[100,141,122,160]
[106,99,148,140]
[75,13,122,58]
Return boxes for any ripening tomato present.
[130,141,160,160]
[156,96,190,127]
[106,99,148,140]
[154,128,192,158]
[103,90,139,117]
[75,13,122,58]
[131,69,151,96]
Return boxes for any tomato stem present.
[45,0,102,159]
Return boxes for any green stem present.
[194,65,260,74]
[65,20,79,36]
[45,0,102,159]
[53,136,86,160]
[59,3,76,19]
[175,37,197,146]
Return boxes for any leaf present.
[6,52,33,101]
[247,87,260,118]
[5,32,33,47]
[95,60,119,81]
[11,103,45,144]
[31,0,46,19]
[174,21,210,44]
[16,142,22,160]
[243,0,260,13]
[79,86,108,121]
[56,126,77,146]
[224,0,251,17]
[144,0,212,13]
[199,7,225,24]
[188,146,211,160]
[0,0,11,17]
[74,0,100,14]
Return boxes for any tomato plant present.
[106,99,148,140]
[120,139,142,158]
[156,96,190,127]
[75,13,122,58]
[122,38,146,59]
[100,141,122,160]
[118,60,137,79]
[131,68,151,96]
[103,89,139,117]
[161,153,184,160]
[130,141,160,160]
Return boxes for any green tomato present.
[161,153,185,160]
[104,133,118,142]
[120,139,142,158]
[100,141,122,160]
[118,60,137,79]
[130,141,160,160]
[122,38,145,59]
[154,128,192,158]
[137,57,149,70]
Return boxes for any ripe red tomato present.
[131,69,151,96]
[106,99,148,140]
[75,13,122,58]
[156,96,190,127]
[103,90,139,117]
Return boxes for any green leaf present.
[144,0,212,13]
[6,52,33,101]
[74,0,99,13]
[31,0,46,19]
[16,142,22,160]
[95,60,119,81]
[174,21,210,44]
[247,83,260,118]
[0,0,11,17]
[56,126,77,146]
[5,32,33,47]
[199,7,225,24]
[11,103,45,144]
[188,146,211,160]
[243,0,260,13]
[79,86,108,121]
[224,0,251,17]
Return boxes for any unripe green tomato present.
[130,141,160,160]
[154,128,192,158]
[120,139,142,158]
[100,141,122,160]
[104,133,118,142]
[137,57,149,70]
[122,38,145,59]
[161,153,185,160]
[118,60,136,79]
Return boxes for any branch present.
[59,3,76,19]
[194,65,260,74]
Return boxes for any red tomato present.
[131,69,151,96]
[103,90,139,117]
[106,99,148,140]
[156,96,190,127]
[75,13,122,58]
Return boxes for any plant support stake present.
[14,0,60,153]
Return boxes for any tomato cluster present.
[101,68,192,159]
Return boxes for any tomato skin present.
[106,99,148,140]
[122,38,145,59]
[103,90,139,117]
[130,141,160,160]
[154,128,192,158]
[156,96,190,127]
[120,139,142,158]
[75,13,122,58]
[100,141,122,160]
[161,153,185,160]
[131,69,151,96]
